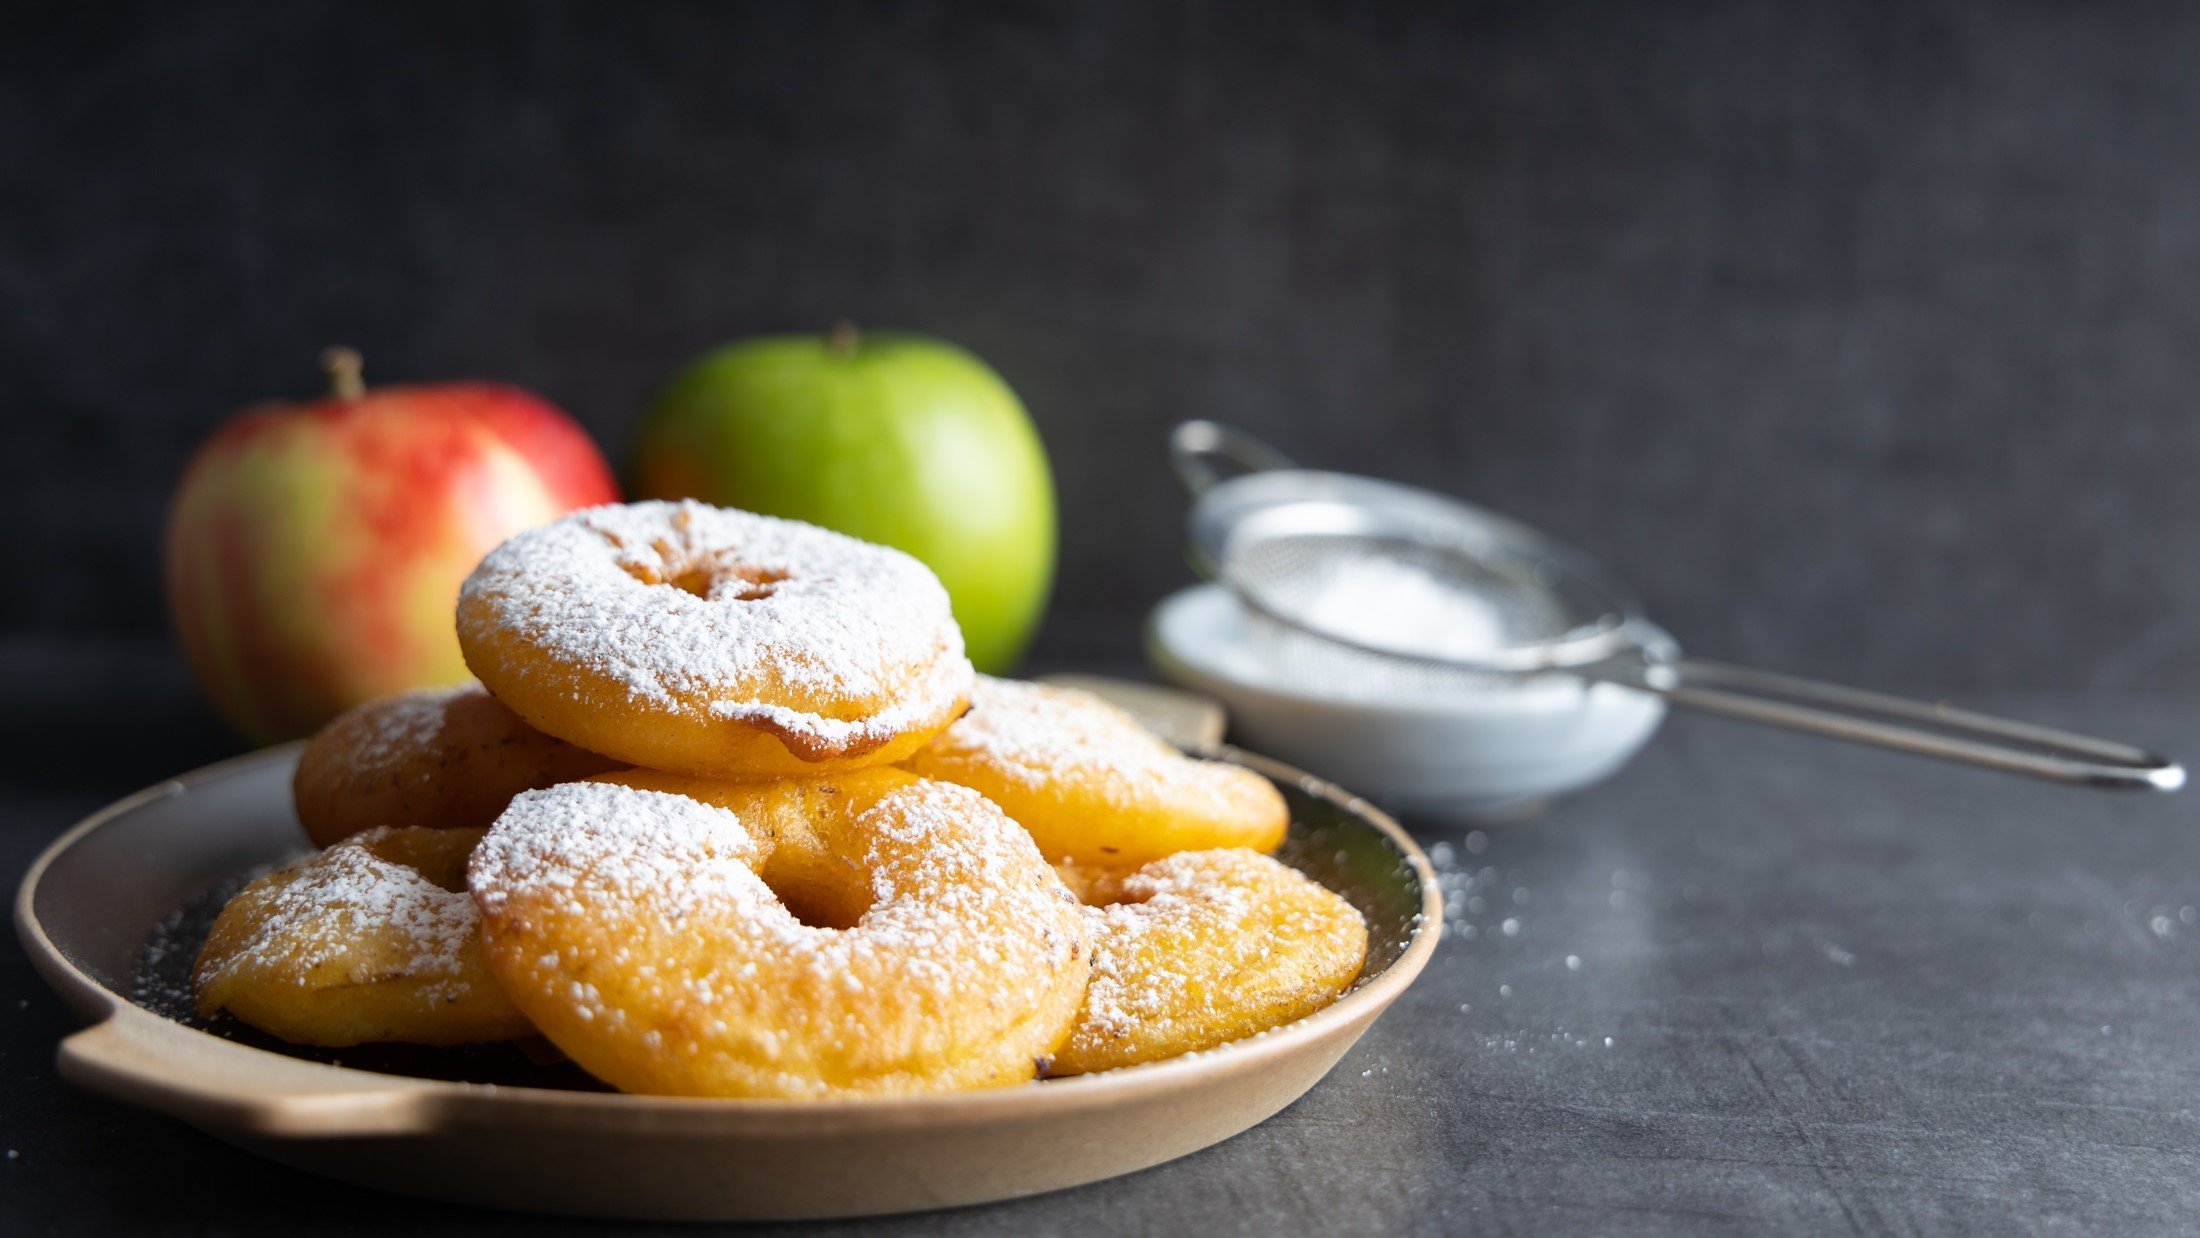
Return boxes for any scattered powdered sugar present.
[458,501,972,750]
[139,884,248,1019]
[1428,836,1526,943]
[1427,841,1643,1056]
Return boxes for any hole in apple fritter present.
[772,878,871,931]
[720,567,788,601]
[666,567,718,598]
[630,562,790,601]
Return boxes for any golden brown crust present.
[1052,849,1367,1076]
[456,501,975,780]
[293,682,621,848]
[194,827,534,1047]
[470,774,1091,1098]
[902,677,1288,867]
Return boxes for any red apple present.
[166,349,618,744]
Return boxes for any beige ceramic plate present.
[16,741,1438,1221]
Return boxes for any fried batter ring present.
[194,826,533,1047]
[901,676,1288,867]
[457,500,972,781]
[293,682,621,848]
[469,772,1092,1098]
[1052,848,1368,1075]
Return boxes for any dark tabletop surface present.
[5,641,2197,1236]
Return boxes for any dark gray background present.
[8,0,2200,696]
[9,8,2200,1234]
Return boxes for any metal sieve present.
[1171,421,2183,791]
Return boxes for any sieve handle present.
[1593,656,2185,791]
[1170,421,1297,495]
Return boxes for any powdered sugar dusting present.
[852,781,1086,997]
[470,782,770,927]
[197,828,478,995]
[1080,862,1259,1041]
[340,682,476,771]
[920,675,1272,821]
[470,778,1090,1095]
[1064,849,1368,1072]
[473,780,1076,999]
[458,501,971,750]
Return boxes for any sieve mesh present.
[1227,532,1578,649]
[1218,526,1632,684]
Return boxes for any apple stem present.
[828,320,859,360]
[321,347,366,400]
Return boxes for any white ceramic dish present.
[1148,584,1666,821]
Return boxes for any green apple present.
[628,326,1056,672]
